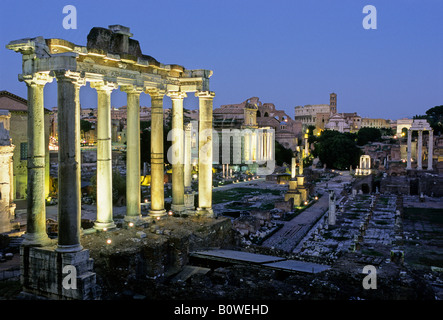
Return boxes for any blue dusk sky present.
[0,0,442,120]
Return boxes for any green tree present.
[313,130,361,169]
[425,105,443,134]
[80,119,93,133]
[274,140,293,166]
[357,127,382,146]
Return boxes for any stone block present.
[21,246,99,300]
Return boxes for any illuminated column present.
[268,130,274,160]
[251,131,256,161]
[184,123,192,189]
[428,130,433,170]
[149,90,166,218]
[21,73,53,247]
[406,129,412,169]
[92,81,118,230]
[417,130,423,170]
[184,122,194,210]
[244,132,250,161]
[168,91,187,213]
[258,130,263,161]
[196,91,215,216]
[122,85,143,223]
[55,71,85,252]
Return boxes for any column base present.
[93,221,116,231]
[124,214,142,223]
[171,204,186,213]
[149,209,166,219]
[55,243,84,253]
[22,233,54,247]
[123,215,149,227]
[21,246,99,300]
[196,207,214,217]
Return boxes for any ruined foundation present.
[20,246,99,300]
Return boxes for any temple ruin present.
[7,25,215,299]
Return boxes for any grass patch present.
[403,208,443,225]
[260,203,274,211]
[362,249,384,257]
[212,188,281,205]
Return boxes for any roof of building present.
[0,90,51,113]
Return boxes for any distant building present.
[294,93,337,131]
[213,97,279,171]
[0,110,15,233]
[215,97,301,152]
[0,91,51,200]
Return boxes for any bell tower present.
[330,92,337,114]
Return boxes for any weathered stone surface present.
[21,246,100,300]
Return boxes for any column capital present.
[90,80,118,92]
[195,91,215,99]
[120,84,144,94]
[146,89,166,99]
[167,91,187,100]
[20,72,54,86]
[52,70,86,87]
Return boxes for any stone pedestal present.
[21,246,99,300]
[184,191,195,212]
[297,175,308,203]
[284,179,301,206]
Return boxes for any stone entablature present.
[7,26,211,93]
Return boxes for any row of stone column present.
[243,130,273,162]
[406,129,433,170]
[22,71,215,252]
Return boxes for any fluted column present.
[406,129,412,169]
[184,122,194,211]
[417,130,423,170]
[54,71,85,252]
[168,91,187,213]
[92,81,118,230]
[148,90,166,218]
[428,130,433,170]
[21,73,53,247]
[184,123,192,190]
[122,85,143,223]
[196,91,215,216]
